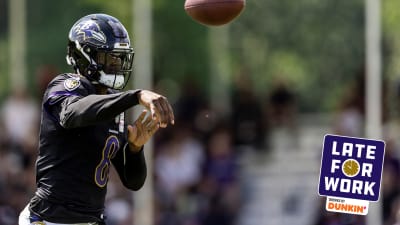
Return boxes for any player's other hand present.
[138,90,175,128]
[127,110,159,152]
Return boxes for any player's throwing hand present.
[138,90,175,128]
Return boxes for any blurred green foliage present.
[230,0,366,111]
[1,0,400,112]
[153,0,209,89]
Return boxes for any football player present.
[18,13,174,225]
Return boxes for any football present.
[184,0,245,26]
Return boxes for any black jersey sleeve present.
[43,74,141,128]
[59,90,141,128]
[111,143,147,190]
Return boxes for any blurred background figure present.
[0,88,39,224]
[199,123,241,225]
[267,77,297,130]
[231,70,266,152]
[1,88,39,154]
[381,139,400,225]
[265,77,299,151]
[154,122,205,225]
[332,74,365,137]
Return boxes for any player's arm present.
[112,110,159,190]
[59,90,141,128]
[58,89,174,129]
[112,144,147,191]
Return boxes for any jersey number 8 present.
[94,135,120,187]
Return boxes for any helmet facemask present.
[95,47,134,90]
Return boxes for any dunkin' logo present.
[325,197,368,215]
[327,203,365,213]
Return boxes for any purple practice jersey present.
[29,73,147,223]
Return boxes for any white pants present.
[19,205,98,225]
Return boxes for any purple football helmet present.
[66,14,134,90]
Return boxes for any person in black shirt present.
[18,13,174,225]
